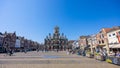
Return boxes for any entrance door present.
[53,46,59,50]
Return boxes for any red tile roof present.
[103,28,112,33]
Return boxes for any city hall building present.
[44,26,68,51]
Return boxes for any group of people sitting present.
[6,49,14,56]
[109,51,120,57]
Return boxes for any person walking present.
[5,49,9,56]
[102,50,107,61]
[24,49,27,54]
[37,49,39,52]
[9,49,13,56]
[67,50,70,55]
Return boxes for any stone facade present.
[0,33,4,52]
[78,36,90,50]
[44,26,68,50]
[0,31,41,52]
[3,32,16,51]
[87,34,98,53]
[96,28,111,53]
[68,40,75,49]
[107,27,120,52]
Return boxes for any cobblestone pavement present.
[0,51,119,68]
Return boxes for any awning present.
[109,45,114,48]
[112,44,120,48]
[99,44,106,46]
[109,44,120,48]
[103,45,115,48]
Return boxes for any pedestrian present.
[9,49,13,56]
[24,49,27,54]
[67,50,70,55]
[37,49,39,52]
[57,49,59,52]
[114,51,117,56]
[116,51,120,57]
[42,48,44,52]
[5,49,9,56]
[102,51,107,61]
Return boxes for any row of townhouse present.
[0,32,41,53]
[78,26,120,54]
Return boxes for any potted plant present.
[86,51,91,57]
[94,52,100,60]
[86,51,94,58]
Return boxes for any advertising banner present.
[15,39,21,48]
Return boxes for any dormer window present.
[109,34,111,37]
[113,33,115,36]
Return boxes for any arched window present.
[99,41,101,44]
[102,40,104,43]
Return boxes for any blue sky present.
[0,0,120,43]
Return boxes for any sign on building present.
[15,39,20,48]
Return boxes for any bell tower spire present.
[54,26,59,34]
